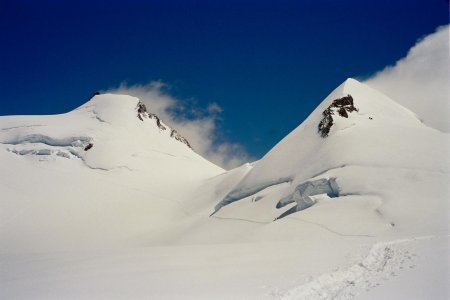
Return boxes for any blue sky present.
[0,0,448,161]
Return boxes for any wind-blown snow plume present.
[365,25,450,132]
[106,82,251,169]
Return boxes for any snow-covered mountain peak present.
[314,78,422,136]
[75,93,192,148]
[315,78,424,139]
[213,78,449,231]
[0,92,224,255]
[0,93,215,172]
[74,93,144,126]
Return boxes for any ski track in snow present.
[271,236,441,300]
[1,124,44,131]
[214,177,293,213]
[310,163,449,179]
[211,215,271,224]
[91,109,111,124]
[285,217,377,238]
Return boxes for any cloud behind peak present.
[364,25,450,132]
[106,82,253,170]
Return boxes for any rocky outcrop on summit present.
[136,102,166,131]
[318,95,358,137]
[170,129,192,149]
[136,101,192,149]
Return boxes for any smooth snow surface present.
[1,81,449,299]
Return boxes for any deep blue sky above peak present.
[1,0,448,159]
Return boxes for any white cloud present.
[206,102,223,115]
[106,81,252,169]
[364,25,450,132]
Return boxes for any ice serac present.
[274,178,340,219]
[212,78,449,237]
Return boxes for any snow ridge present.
[135,100,192,149]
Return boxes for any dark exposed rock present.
[318,114,334,137]
[332,94,355,108]
[338,107,348,118]
[318,95,358,137]
[136,102,166,130]
[148,113,167,131]
[136,101,148,115]
[84,143,93,151]
[87,91,101,102]
[171,129,192,149]
[135,101,192,149]
[155,118,165,130]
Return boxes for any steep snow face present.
[0,94,223,252]
[213,79,450,236]
[219,79,427,194]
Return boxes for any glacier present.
[0,79,448,299]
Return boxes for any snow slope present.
[1,81,448,299]
[212,79,449,237]
[0,94,223,252]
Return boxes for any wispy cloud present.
[364,25,450,132]
[106,81,253,169]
